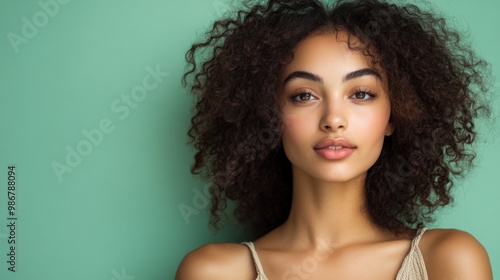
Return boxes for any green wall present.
[0,0,498,279]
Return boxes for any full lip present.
[313,138,356,150]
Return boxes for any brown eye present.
[290,91,318,104]
[350,90,375,101]
[354,91,367,99]
[299,93,312,101]
[291,92,317,103]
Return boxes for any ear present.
[385,122,394,136]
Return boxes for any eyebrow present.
[283,68,382,85]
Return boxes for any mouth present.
[313,138,355,150]
[321,146,347,150]
[313,138,356,160]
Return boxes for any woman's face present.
[280,31,393,184]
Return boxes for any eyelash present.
[289,89,377,104]
[350,88,376,102]
[290,90,317,104]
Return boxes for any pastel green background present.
[0,0,498,279]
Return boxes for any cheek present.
[352,109,391,144]
[282,112,315,139]
[281,113,314,158]
[282,103,321,134]
[281,116,299,148]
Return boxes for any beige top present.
[242,227,428,280]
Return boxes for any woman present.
[176,0,493,279]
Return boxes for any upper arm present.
[175,244,218,280]
[423,229,493,280]
[175,243,254,280]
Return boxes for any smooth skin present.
[176,32,492,279]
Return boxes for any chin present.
[318,175,365,184]
[305,169,367,184]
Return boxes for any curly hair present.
[182,0,491,237]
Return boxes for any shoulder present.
[175,242,255,280]
[419,228,493,279]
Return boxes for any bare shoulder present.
[419,228,493,279]
[175,242,255,280]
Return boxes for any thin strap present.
[412,227,427,247]
[241,242,268,280]
[396,227,429,280]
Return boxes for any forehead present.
[282,31,382,81]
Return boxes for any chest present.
[255,242,411,280]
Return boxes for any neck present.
[278,166,387,249]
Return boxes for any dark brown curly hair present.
[182,0,491,238]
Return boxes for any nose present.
[319,98,347,132]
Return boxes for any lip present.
[313,138,356,160]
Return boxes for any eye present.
[350,90,375,101]
[291,91,317,103]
